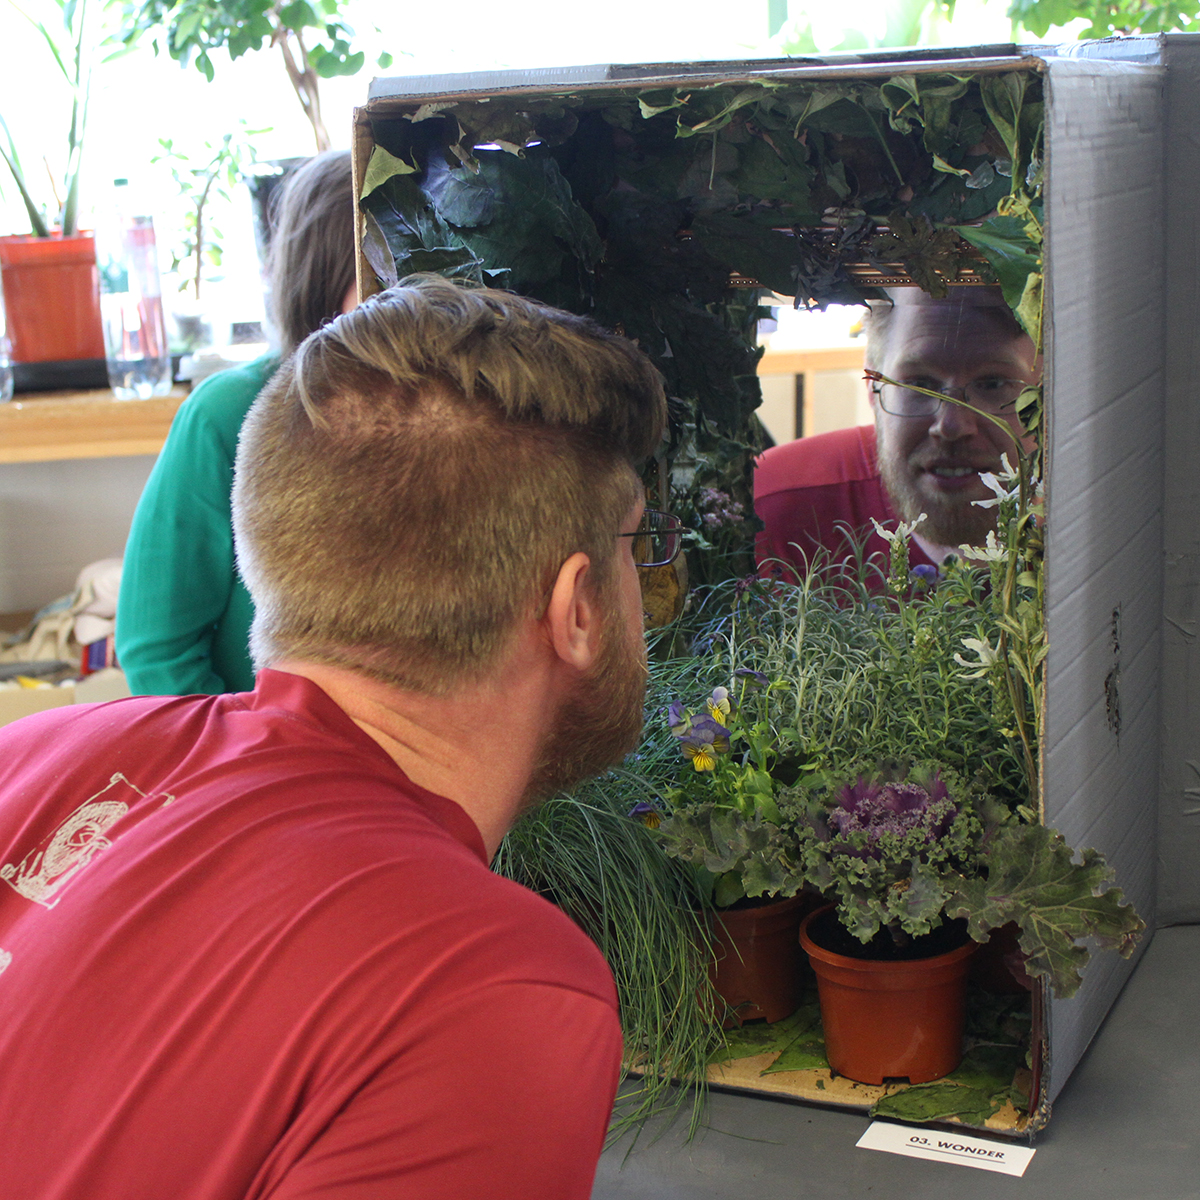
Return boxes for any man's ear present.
[542,552,600,671]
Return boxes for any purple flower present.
[695,487,745,529]
[682,714,729,745]
[667,701,690,736]
[677,715,730,772]
[628,801,662,829]
[827,771,957,858]
[909,563,939,588]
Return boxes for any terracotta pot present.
[0,233,105,363]
[710,892,814,1026]
[800,905,977,1085]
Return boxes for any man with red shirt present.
[0,278,673,1199]
[755,287,1039,581]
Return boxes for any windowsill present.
[0,387,188,464]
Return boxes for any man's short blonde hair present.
[233,276,667,694]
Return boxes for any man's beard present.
[877,432,998,551]
[520,599,647,812]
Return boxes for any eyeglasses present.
[873,377,1028,419]
[618,509,684,568]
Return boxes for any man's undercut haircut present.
[234,275,668,695]
[266,150,356,355]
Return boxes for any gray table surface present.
[595,924,1198,1199]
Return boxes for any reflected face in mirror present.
[871,293,1040,553]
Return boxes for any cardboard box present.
[0,668,131,727]
[354,40,1182,1131]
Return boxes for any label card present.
[856,1120,1036,1177]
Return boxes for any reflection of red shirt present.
[754,425,935,582]
[0,670,621,1199]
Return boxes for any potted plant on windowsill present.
[0,0,106,378]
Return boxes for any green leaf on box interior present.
[869,1024,1030,1126]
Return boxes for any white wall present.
[757,374,797,443]
[0,457,153,614]
[805,369,873,437]
[758,367,872,445]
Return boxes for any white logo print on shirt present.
[0,773,173,908]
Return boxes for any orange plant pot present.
[0,233,105,363]
[710,892,814,1026]
[800,905,977,1085]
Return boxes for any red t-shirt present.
[754,425,935,582]
[0,670,622,1199]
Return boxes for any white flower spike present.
[954,635,1002,677]
[870,514,927,544]
[958,530,1007,563]
[974,455,1020,510]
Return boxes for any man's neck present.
[271,652,555,858]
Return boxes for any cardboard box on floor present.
[0,669,131,727]
[353,37,1191,1133]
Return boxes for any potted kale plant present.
[787,757,1142,1084]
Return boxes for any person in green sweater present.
[116,150,357,695]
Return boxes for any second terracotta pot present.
[800,905,977,1085]
[710,892,814,1026]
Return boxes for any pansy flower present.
[667,701,691,737]
[733,667,769,691]
[677,714,729,772]
[706,686,733,725]
[628,801,662,829]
